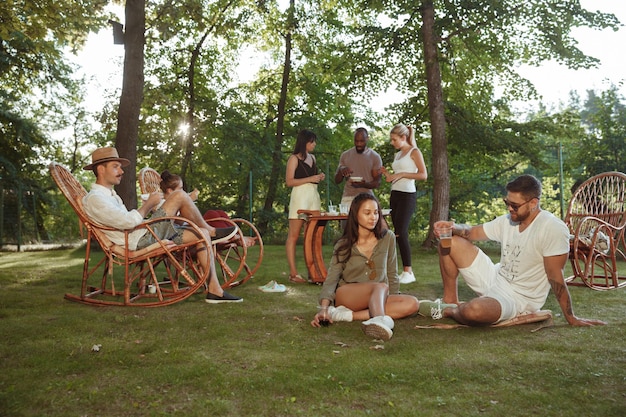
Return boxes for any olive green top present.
[319,229,400,304]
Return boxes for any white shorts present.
[288,183,321,219]
[458,249,523,322]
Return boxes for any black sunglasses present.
[365,259,376,280]
[503,198,534,212]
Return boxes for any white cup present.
[339,203,349,215]
[328,204,337,214]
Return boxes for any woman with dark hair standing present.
[285,129,326,283]
[381,123,427,284]
[310,193,423,341]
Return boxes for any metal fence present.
[0,184,83,251]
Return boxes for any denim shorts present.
[136,208,183,249]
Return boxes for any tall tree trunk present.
[421,1,449,247]
[259,0,295,234]
[115,0,145,209]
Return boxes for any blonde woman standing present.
[381,124,427,284]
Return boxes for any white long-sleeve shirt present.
[82,183,147,250]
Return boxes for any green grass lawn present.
[0,244,624,416]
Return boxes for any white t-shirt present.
[483,210,570,309]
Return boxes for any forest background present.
[1,0,625,248]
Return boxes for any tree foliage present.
[342,0,621,244]
[1,0,111,244]
[577,86,626,175]
[2,0,624,245]
[1,0,110,177]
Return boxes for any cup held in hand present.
[435,224,453,249]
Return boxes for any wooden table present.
[297,210,347,283]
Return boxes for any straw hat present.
[83,147,130,170]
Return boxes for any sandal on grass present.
[288,274,308,284]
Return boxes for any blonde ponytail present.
[390,123,414,147]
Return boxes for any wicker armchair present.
[564,171,626,290]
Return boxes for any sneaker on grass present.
[328,305,353,322]
[205,291,243,304]
[257,281,286,293]
[418,298,456,320]
[398,271,416,284]
[361,315,394,341]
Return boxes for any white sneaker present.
[257,280,286,293]
[328,305,353,322]
[361,315,393,341]
[381,315,395,330]
[399,271,416,284]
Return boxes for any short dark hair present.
[354,127,369,139]
[505,174,542,200]
[92,161,109,178]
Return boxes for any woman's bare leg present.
[161,189,217,235]
[286,219,304,277]
[180,228,224,296]
[335,282,388,321]
[386,294,419,319]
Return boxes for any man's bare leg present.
[448,297,501,326]
[438,237,501,325]
[438,236,479,304]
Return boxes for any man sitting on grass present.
[431,174,605,327]
[82,146,242,304]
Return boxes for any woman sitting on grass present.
[310,193,421,340]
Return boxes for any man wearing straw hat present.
[82,146,242,303]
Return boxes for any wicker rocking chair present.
[138,167,263,289]
[50,163,211,306]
